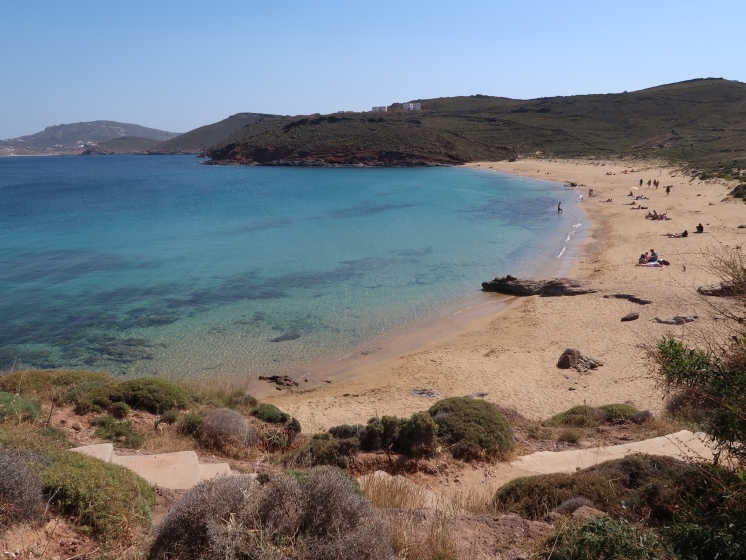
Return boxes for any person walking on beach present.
[639,179,644,187]
[558,202,562,213]
[647,180,652,188]
[665,185,671,196]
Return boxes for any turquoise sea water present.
[0,156,581,379]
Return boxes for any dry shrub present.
[148,474,256,559]
[198,408,255,451]
[0,450,45,533]
[359,472,431,510]
[149,467,393,560]
[386,512,458,560]
[557,428,583,444]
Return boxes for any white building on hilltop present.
[403,102,421,111]
[372,106,387,113]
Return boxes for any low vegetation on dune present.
[544,403,640,428]
[428,397,513,459]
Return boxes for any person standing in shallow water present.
[558,202,562,213]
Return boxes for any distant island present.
[3,78,745,177]
[0,120,181,156]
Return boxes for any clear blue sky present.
[2,0,744,139]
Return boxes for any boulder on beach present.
[481,275,597,296]
[621,311,640,322]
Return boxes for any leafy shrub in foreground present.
[655,335,746,465]
[543,518,676,560]
[0,392,40,422]
[42,451,155,542]
[0,450,45,533]
[428,397,512,460]
[149,466,391,560]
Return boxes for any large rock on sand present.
[481,275,597,296]
[557,349,582,369]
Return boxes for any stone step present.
[69,442,113,463]
[510,430,712,474]
[112,451,201,490]
[198,462,232,482]
[69,445,234,489]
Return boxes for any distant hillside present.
[0,121,180,156]
[79,136,162,155]
[148,113,278,154]
[206,78,746,176]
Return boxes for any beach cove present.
[263,159,746,431]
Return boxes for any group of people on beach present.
[646,210,669,220]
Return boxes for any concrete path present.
[510,430,713,474]
[70,445,233,489]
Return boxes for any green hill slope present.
[148,113,278,154]
[206,79,746,174]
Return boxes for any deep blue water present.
[0,156,581,378]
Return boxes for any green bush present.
[251,403,290,423]
[545,403,640,428]
[68,381,115,414]
[305,434,360,468]
[110,401,130,419]
[655,336,746,464]
[0,392,40,422]
[108,377,192,413]
[543,518,676,560]
[494,455,698,522]
[41,451,155,542]
[545,405,606,428]
[428,397,512,460]
[178,413,204,436]
[397,412,439,455]
[90,416,145,448]
[557,428,583,443]
[597,404,640,424]
[328,424,365,439]
[160,410,179,424]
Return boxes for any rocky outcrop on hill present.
[481,275,597,296]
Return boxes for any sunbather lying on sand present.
[661,230,688,238]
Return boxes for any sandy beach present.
[261,159,746,432]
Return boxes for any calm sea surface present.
[0,156,581,378]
